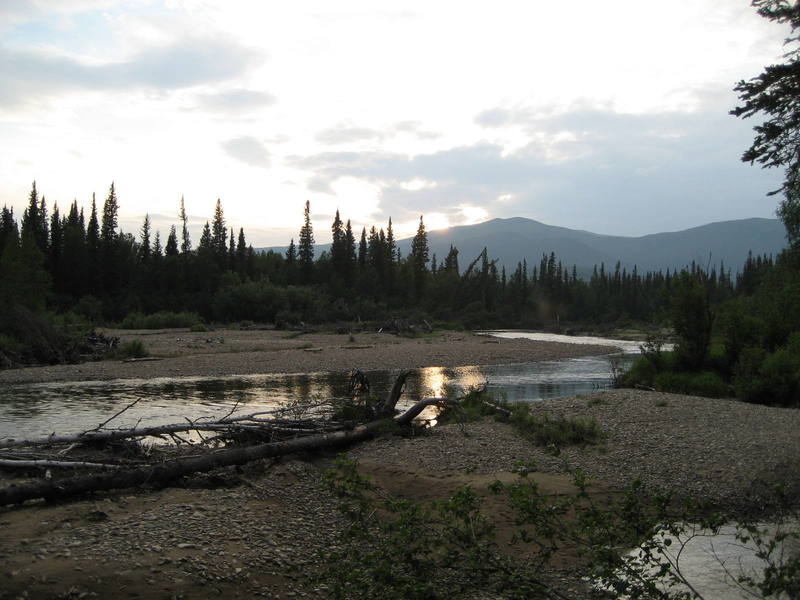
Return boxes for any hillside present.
[262,217,787,276]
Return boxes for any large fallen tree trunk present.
[0,409,330,449]
[0,397,446,507]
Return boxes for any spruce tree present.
[0,206,16,261]
[411,215,429,300]
[153,231,163,259]
[330,209,345,281]
[298,200,315,283]
[86,193,101,294]
[344,219,356,285]
[179,196,191,253]
[358,227,367,268]
[228,227,236,269]
[138,214,151,263]
[21,182,48,255]
[165,226,179,256]
[211,198,227,267]
[236,228,247,274]
[100,183,120,295]
[101,183,118,245]
[62,201,87,298]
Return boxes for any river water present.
[0,331,635,440]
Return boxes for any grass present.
[116,339,148,359]
[439,388,603,448]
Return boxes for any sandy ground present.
[0,328,617,384]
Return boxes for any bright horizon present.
[0,1,789,246]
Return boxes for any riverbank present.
[1,389,798,599]
[0,328,617,385]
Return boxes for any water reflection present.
[0,331,641,440]
[0,355,631,440]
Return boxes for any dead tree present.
[0,372,450,506]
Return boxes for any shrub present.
[439,388,603,448]
[0,304,78,365]
[511,408,603,447]
[116,339,148,359]
[619,355,658,388]
[735,334,800,407]
[119,311,201,329]
[653,370,730,398]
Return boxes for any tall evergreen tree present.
[138,214,151,263]
[330,209,345,280]
[298,200,315,283]
[358,227,367,268]
[61,201,87,297]
[21,182,48,255]
[344,219,356,285]
[211,199,227,267]
[153,231,163,259]
[86,193,101,294]
[236,228,247,274]
[100,183,120,295]
[228,227,236,269]
[0,206,16,261]
[101,183,119,245]
[179,196,191,253]
[48,203,63,288]
[165,225,179,256]
[410,215,429,300]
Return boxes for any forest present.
[1,178,797,406]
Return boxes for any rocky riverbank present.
[0,328,616,385]
[1,388,798,599]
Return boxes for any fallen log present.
[0,459,122,470]
[0,397,447,507]
[0,409,329,449]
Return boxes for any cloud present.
[221,136,271,169]
[315,120,441,145]
[394,120,441,140]
[315,123,386,145]
[0,35,264,108]
[192,88,276,114]
[292,100,784,233]
[474,108,512,127]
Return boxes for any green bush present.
[511,408,603,447]
[0,304,78,365]
[439,388,602,448]
[653,370,730,398]
[735,334,800,407]
[619,355,658,388]
[119,311,201,329]
[116,339,148,359]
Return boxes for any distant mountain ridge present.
[260,217,787,276]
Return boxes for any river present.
[0,330,634,440]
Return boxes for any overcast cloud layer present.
[0,1,789,245]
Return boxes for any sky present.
[0,0,791,246]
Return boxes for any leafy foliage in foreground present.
[320,457,800,600]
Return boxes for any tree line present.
[0,181,761,332]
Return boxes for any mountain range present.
[262,217,787,276]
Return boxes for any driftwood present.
[0,396,446,506]
[0,459,122,470]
